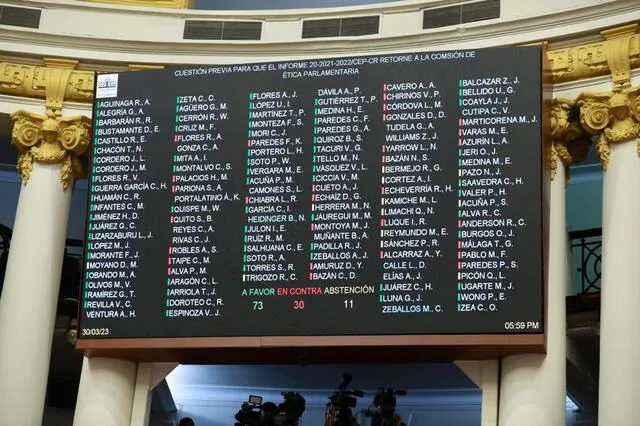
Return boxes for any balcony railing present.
[569,228,602,294]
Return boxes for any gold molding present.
[11,111,92,190]
[546,25,639,84]
[577,85,640,170]
[0,60,94,104]
[79,0,194,8]
[129,64,166,71]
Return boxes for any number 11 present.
[344,299,354,309]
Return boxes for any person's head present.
[179,417,195,426]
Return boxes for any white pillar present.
[598,138,640,425]
[130,364,154,426]
[498,156,568,426]
[73,357,138,426]
[455,360,499,425]
[130,363,178,426]
[0,162,72,425]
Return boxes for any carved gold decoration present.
[0,61,94,103]
[550,98,573,180]
[546,25,639,84]
[11,111,92,190]
[550,98,592,183]
[601,24,638,90]
[79,0,194,8]
[577,86,640,170]
[43,58,79,116]
[4,57,94,186]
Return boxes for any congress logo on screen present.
[96,74,119,99]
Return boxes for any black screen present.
[79,47,544,340]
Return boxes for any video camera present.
[328,373,365,410]
[326,373,364,426]
[372,388,406,415]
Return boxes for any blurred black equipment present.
[234,401,261,426]
[324,373,364,426]
[278,391,306,424]
[367,388,407,426]
[0,224,10,296]
[234,392,306,426]
[179,418,195,426]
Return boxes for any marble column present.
[498,98,588,425]
[0,111,91,424]
[578,87,640,425]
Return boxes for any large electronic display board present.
[78,47,545,350]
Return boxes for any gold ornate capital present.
[11,111,92,190]
[550,98,591,183]
[78,0,194,8]
[577,86,640,170]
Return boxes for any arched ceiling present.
[167,363,476,391]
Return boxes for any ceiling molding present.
[78,0,194,9]
[0,0,638,58]
[3,0,491,19]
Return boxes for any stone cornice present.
[0,25,638,104]
[10,0,430,18]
